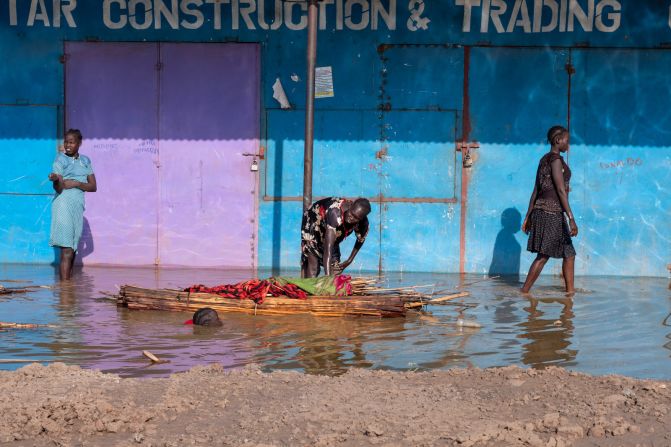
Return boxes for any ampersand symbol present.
[407,0,431,31]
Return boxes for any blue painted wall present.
[1,1,670,276]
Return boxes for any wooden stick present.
[0,322,54,329]
[0,359,51,364]
[455,276,500,289]
[0,288,30,295]
[143,350,164,363]
[405,292,470,309]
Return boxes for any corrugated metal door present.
[158,43,259,268]
[66,42,259,267]
[65,42,160,265]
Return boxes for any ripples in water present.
[1,264,670,379]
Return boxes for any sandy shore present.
[1,363,670,447]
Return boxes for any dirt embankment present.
[1,363,670,446]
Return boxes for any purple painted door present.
[66,42,259,267]
[158,44,259,268]
[66,42,160,265]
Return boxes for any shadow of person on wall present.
[72,217,94,275]
[489,208,522,284]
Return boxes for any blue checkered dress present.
[49,153,94,250]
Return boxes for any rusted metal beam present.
[303,0,319,213]
[459,46,472,274]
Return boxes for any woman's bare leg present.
[301,253,320,278]
[59,247,75,281]
[562,255,576,295]
[521,254,550,293]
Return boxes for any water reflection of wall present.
[518,298,577,369]
[244,316,378,375]
[74,267,257,376]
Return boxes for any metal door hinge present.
[155,62,163,71]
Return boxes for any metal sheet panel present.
[264,110,380,199]
[65,42,159,266]
[0,106,57,194]
[379,45,463,272]
[382,45,464,112]
[380,202,460,272]
[381,110,457,199]
[0,195,54,264]
[570,49,671,277]
[312,110,380,199]
[158,43,259,267]
[0,31,61,105]
[467,47,570,276]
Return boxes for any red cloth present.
[184,279,307,304]
[334,274,352,296]
[183,319,194,325]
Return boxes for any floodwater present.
[1,264,670,379]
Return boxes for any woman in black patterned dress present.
[301,197,371,278]
[521,126,578,295]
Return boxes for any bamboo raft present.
[117,285,428,318]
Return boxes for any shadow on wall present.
[75,217,95,265]
[489,208,522,283]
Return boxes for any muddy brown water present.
[1,264,669,379]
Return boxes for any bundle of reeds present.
[349,277,470,307]
[350,277,430,300]
[116,275,472,318]
[117,285,411,318]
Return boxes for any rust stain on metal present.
[459,46,472,274]
[377,44,391,54]
[456,141,479,152]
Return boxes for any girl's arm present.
[550,159,578,236]
[48,173,64,194]
[66,174,97,192]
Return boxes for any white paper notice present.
[272,78,291,109]
[315,66,334,98]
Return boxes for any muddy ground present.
[1,363,669,447]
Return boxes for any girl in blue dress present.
[48,129,97,280]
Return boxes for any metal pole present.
[303,0,318,213]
